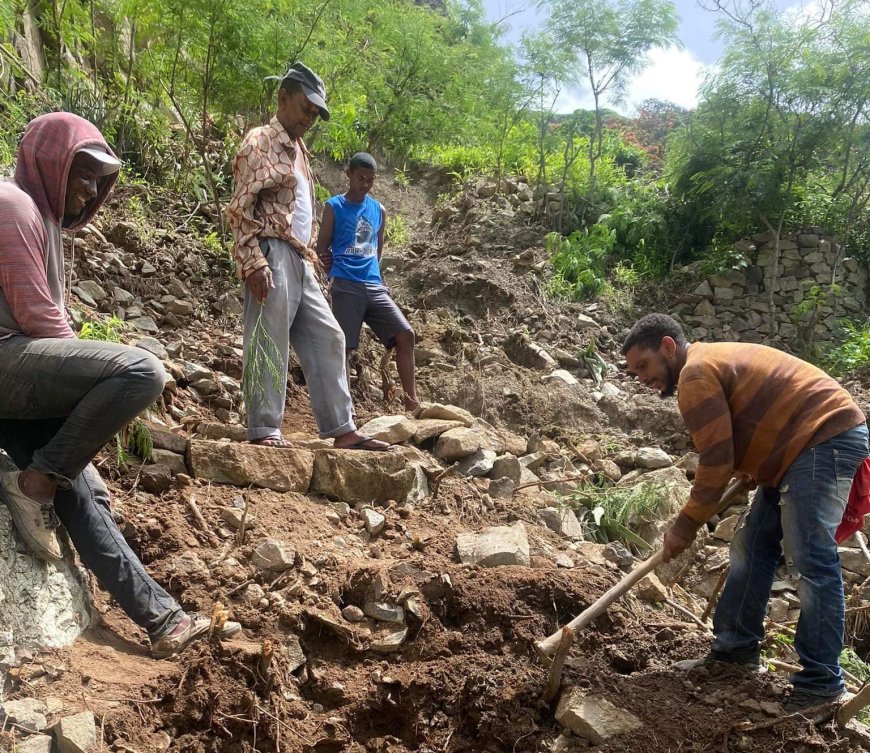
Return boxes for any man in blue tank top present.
[316,153,420,412]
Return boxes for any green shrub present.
[386,215,410,246]
[824,320,870,376]
[79,316,125,342]
[561,480,670,550]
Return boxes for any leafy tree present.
[541,0,680,186]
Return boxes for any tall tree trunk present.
[20,0,47,85]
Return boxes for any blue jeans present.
[712,423,868,696]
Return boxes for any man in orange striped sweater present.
[623,313,867,712]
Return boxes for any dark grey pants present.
[0,336,183,638]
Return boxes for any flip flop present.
[250,436,294,449]
[339,436,392,452]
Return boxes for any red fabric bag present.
[836,457,870,544]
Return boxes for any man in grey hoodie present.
[0,112,239,658]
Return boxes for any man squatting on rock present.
[622,313,868,713]
[0,112,239,658]
[228,62,389,451]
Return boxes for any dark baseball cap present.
[267,62,330,121]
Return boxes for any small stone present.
[554,553,574,568]
[1,698,48,732]
[456,449,497,476]
[361,508,386,535]
[129,315,159,334]
[55,710,97,753]
[341,605,365,622]
[418,403,474,426]
[251,539,296,571]
[456,523,530,567]
[544,369,579,386]
[369,626,408,654]
[220,507,256,530]
[172,551,208,577]
[636,573,667,603]
[167,299,195,317]
[285,634,306,672]
[78,280,108,302]
[363,601,406,623]
[243,583,266,606]
[357,415,416,443]
[555,688,642,743]
[18,736,54,753]
[634,447,672,469]
[140,464,173,494]
[539,507,585,540]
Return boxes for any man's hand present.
[245,266,274,303]
[662,526,693,564]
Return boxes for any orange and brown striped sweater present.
[672,342,865,539]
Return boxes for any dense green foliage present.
[0,0,867,327]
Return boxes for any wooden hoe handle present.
[534,478,747,659]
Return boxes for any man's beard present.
[659,362,679,398]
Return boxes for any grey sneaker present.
[151,612,242,659]
[0,471,63,562]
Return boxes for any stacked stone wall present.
[674,228,866,345]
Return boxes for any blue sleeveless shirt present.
[326,194,383,284]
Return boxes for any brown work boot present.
[0,471,64,562]
[151,612,242,659]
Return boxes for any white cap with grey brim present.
[77,146,122,176]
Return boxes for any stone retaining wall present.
[673,228,866,345]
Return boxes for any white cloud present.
[555,46,711,116]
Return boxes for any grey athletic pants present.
[243,238,356,440]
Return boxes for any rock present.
[496,429,528,457]
[634,447,672,469]
[172,551,208,577]
[418,403,474,426]
[358,415,416,444]
[142,421,187,453]
[284,634,306,672]
[310,447,429,504]
[434,427,488,461]
[361,508,386,535]
[1,698,48,732]
[603,542,634,570]
[711,514,741,542]
[150,448,187,475]
[55,710,97,753]
[675,452,700,478]
[409,418,464,443]
[490,454,521,483]
[456,449,497,476]
[251,540,296,571]
[594,458,622,481]
[369,626,408,653]
[220,507,257,530]
[18,735,54,753]
[839,546,870,575]
[554,553,575,568]
[519,451,547,471]
[363,601,405,623]
[539,507,585,540]
[768,597,790,622]
[129,315,159,334]
[0,465,93,664]
[488,477,516,499]
[196,423,247,442]
[167,299,195,316]
[573,541,609,567]
[140,464,173,494]
[189,440,313,492]
[456,523,530,567]
[555,688,642,743]
[243,583,266,606]
[576,314,600,331]
[342,605,365,622]
[112,286,134,305]
[636,573,668,603]
[544,369,579,386]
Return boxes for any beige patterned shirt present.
[228,117,317,279]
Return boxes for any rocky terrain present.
[2,168,870,753]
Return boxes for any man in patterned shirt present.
[228,62,388,450]
[622,313,867,712]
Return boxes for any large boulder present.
[310,446,430,504]
[0,456,93,664]
[188,440,313,492]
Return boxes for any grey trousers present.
[243,238,356,440]
[0,337,165,488]
[0,337,182,638]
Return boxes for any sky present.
[482,0,805,115]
